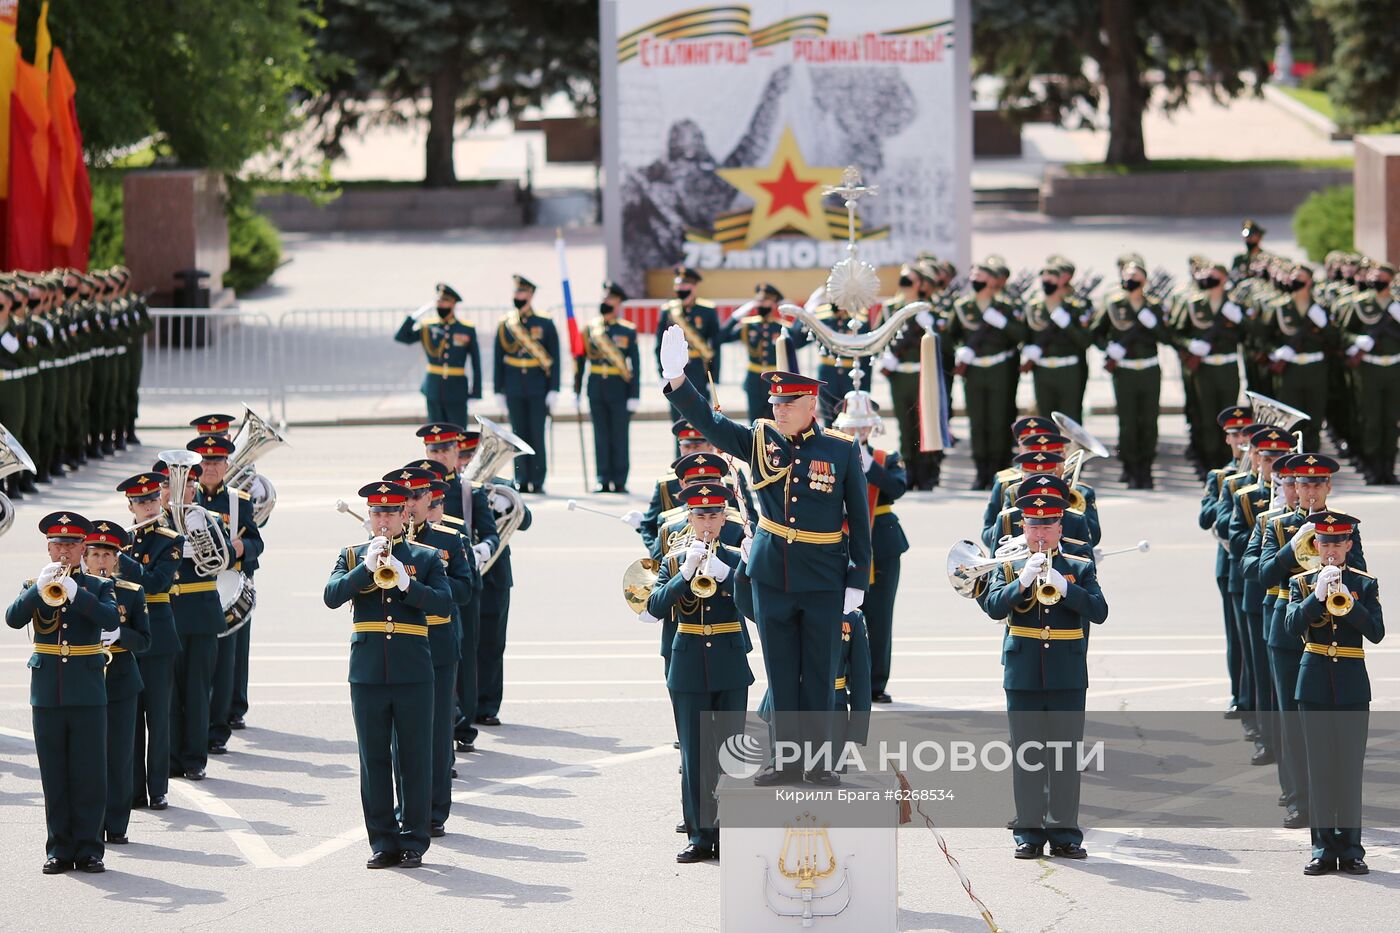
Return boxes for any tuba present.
[226,405,286,526]
[160,449,232,577]
[947,538,1030,599]
[1052,411,1110,512]
[0,423,37,538]
[463,415,534,574]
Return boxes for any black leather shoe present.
[1014,843,1044,859]
[593,483,611,494]
[101,440,115,456]
[454,740,476,753]
[229,717,246,731]
[1283,808,1308,829]
[208,743,228,756]
[105,832,129,845]
[366,852,400,869]
[676,843,717,863]
[185,768,206,781]
[1341,857,1369,875]
[1278,793,1289,807]
[804,769,840,787]
[398,851,423,868]
[676,821,687,834]
[42,857,72,875]
[476,715,501,727]
[430,823,446,838]
[149,795,169,811]
[1050,843,1087,859]
[451,768,458,778]
[1224,704,1241,719]
[1304,857,1337,876]
[127,430,140,445]
[872,691,892,704]
[18,473,38,494]
[76,856,105,873]
[753,767,802,787]
[1251,748,1275,766]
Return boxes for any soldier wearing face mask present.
[394,283,483,429]
[1020,259,1092,424]
[1172,261,1245,472]
[1091,261,1169,489]
[1230,219,1266,280]
[1338,262,1400,484]
[1263,263,1333,452]
[718,282,787,422]
[879,259,942,490]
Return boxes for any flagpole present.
[556,228,590,492]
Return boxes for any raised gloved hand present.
[1271,345,1298,363]
[60,576,78,602]
[659,325,690,380]
[1137,308,1158,329]
[1313,563,1343,601]
[1049,307,1071,329]
[915,310,935,330]
[1307,304,1328,328]
[954,346,975,366]
[1105,341,1126,362]
[860,445,874,472]
[843,587,864,614]
[626,398,640,413]
[621,509,644,530]
[1221,301,1244,324]
[1291,523,1316,556]
[705,551,730,582]
[390,557,410,591]
[637,609,660,624]
[680,539,708,580]
[494,393,508,412]
[100,627,121,647]
[1045,567,1068,594]
[36,562,62,587]
[1187,338,1211,358]
[982,308,1008,329]
[472,542,493,568]
[545,391,558,409]
[1352,334,1376,354]
[1018,552,1049,587]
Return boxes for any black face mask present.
[1122,279,1142,293]
[1286,279,1306,293]
[599,302,615,315]
[436,305,453,318]
[1040,279,1058,294]
[1196,276,1221,289]
[512,297,528,310]
[970,280,987,293]
[897,275,913,288]
[675,287,692,299]
[758,303,775,315]
[1345,276,1356,286]
[63,285,77,297]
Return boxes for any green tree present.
[973,0,1291,164]
[1317,0,1400,128]
[311,0,598,187]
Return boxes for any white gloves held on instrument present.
[184,508,207,531]
[637,609,660,624]
[1307,304,1328,329]
[954,346,975,366]
[915,310,935,330]
[680,539,708,580]
[472,542,493,568]
[390,557,410,591]
[1314,564,1343,601]
[489,490,512,513]
[1018,552,1049,588]
[660,326,690,380]
[366,536,389,564]
[1044,567,1068,594]
[705,552,730,583]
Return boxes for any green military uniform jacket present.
[646,544,754,694]
[1285,567,1383,706]
[1260,507,1367,646]
[945,293,1025,362]
[408,521,476,665]
[171,517,233,637]
[576,315,641,401]
[395,311,483,398]
[124,520,184,656]
[105,578,152,703]
[1091,291,1168,361]
[1023,296,1094,360]
[7,573,120,707]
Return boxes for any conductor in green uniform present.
[574,281,641,493]
[7,512,120,874]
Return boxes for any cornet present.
[690,537,720,598]
[1324,559,1353,616]
[40,564,72,607]
[369,519,399,590]
[1034,548,1062,607]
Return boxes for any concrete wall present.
[257,182,524,232]
[1040,166,1352,217]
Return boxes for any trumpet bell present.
[1326,588,1354,617]
[372,565,399,590]
[623,558,660,614]
[40,581,68,607]
[690,574,717,599]
[1035,582,1063,606]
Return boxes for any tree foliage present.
[1316,0,1400,128]
[972,0,1291,164]
[310,0,599,187]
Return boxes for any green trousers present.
[1006,689,1085,849]
[0,374,24,447]
[33,705,107,862]
[1191,362,1241,467]
[352,681,433,856]
[672,688,748,847]
[1274,361,1327,452]
[134,652,175,801]
[963,362,1016,466]
[888,371,939,485]
[865,554,900,695]
[1110,365,1160,467]
[105,694,139,836]
[1356,361,1400,473]
[1299,702,1368,861]
[1030,364,1085,423]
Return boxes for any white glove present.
[1092,546,1104,563]
[36,562,62,587]
[1313,564,1343,601]
[860,445,873,472]
[1270,485,1286,510]
[637,609,660,624]
[1307,304,1328,328]
[1105,341,1126,361]
[740,535,752,563]
[1271,345,1297,363]
[571,392,582,409]
[843,587,864,613]
[100,627,121,647]
[1045,568,1068,593]
[621,509,644,530]
[494,393,508,411]
[879,350,898,371]
[680,539,708,580]
[659,325,690,380]
[183,508,207,531]
[1018,553,1049,587]
[472,542,493,567]
[1049,307,1071,329]
[982,308,1007,329]
[489,490,511,512]
[1188,339,1211,358]
[1221,301,1244,324]
[1291,523,1316,556]
[366,536,388,563]
[954,346,975,366]
[0,332,17,352]
[732,299,757,318]
[705,552,731,582]
[915,310,934,330]
[60,576,78,602]
[545,391,558,409]
[1020,345,1043,364]
[391,557,410,591]
[1388,301,1400,323]
[1136,309,1158,329]
[1353,334,1376,354]
[626,398,640,413]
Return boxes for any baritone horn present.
[1052,411,1109,511]
[463,416,534,574]
[947,539,1030,599]
[158,449,231,577]
[227,404,286,526]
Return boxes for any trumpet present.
[40,564,72,607]
[690,537,720,598]
[371,548,398,589]
[1324,559,1353,616]
[1034,548,1062,606]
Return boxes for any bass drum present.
[216,570,257,639]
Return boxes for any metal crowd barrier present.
[139,309,279,414]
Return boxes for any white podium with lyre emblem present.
[719,771,898,932]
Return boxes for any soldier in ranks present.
[1227,425,1293,766]
[1202,406,1254,719]
[118,471,183,813]
[0,285,33,497]
[656,265,720,393]
[1339,262,1400,484]
[627,420,757,556]
[1091,261,1170,489]
[1230,219,1267,280]
[573,281,641,493]
[84,520,151,846]
[878,260,942,490]
[6,512,120,874]
[187,431,264,753]
[662,330,872,787]
[1173,262,1247,474]
[324,481,453,869]
[1020,259,1093,424]
[167,460,232,783]
[786,289,872,426]
[416,423,467,517]
[975,492,1107,860]
[1283,512,1382,877]
[640,482,753,864]
[1262,262,1334,452]
[492,274,560,494]
[654,453,750,560]
[394,283,483,427]
[1214,423,1266,740]
[13,279,49,491]
[986,475,1095,563]
[832,393,907,705]
[946,260,1026,489]
[717,282,787,423]
[393,467,476,837]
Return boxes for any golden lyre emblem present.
[777,813,837,891]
